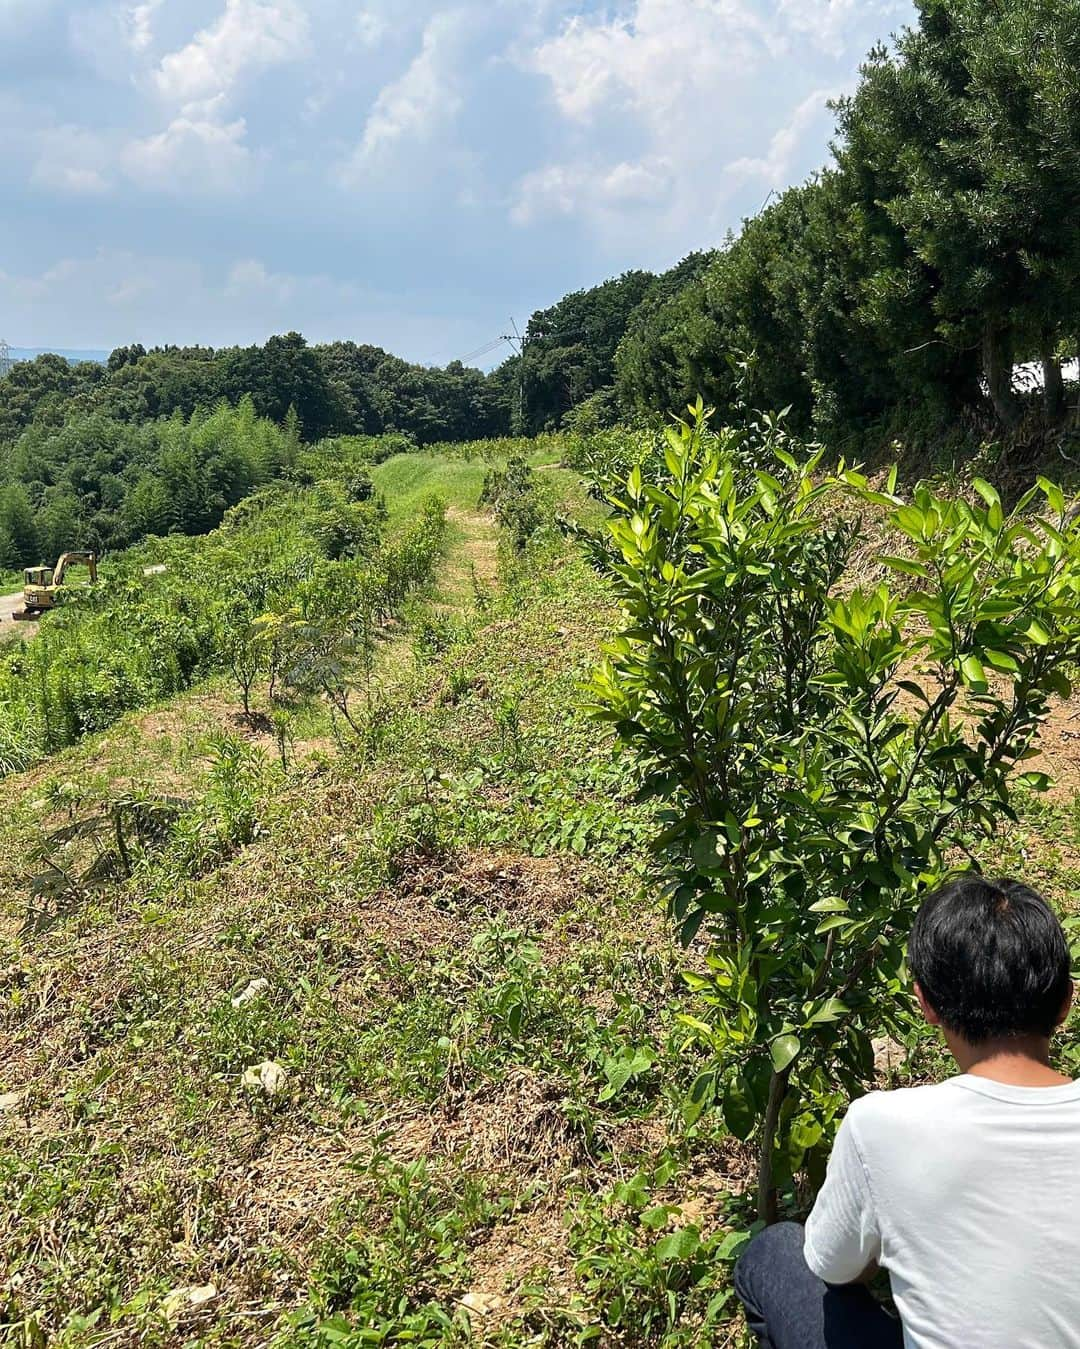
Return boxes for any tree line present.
[616,0,1080,436]
[0,399,296,570]
[0,333,513,450]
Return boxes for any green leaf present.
[653,1228,701,1262]
[714,1229,753,1261]
[808,996,849,1025]
[790,1118,824,1150]
[722,1075,757,1141]
[1026,619,1052,646]
[683,1070,716,1126]
[972,478,1000,511]
[600,1047,655,1101]
[879,555,929,578]
[770,1034,801,1073]
[692,831,725,870]
[983,649,1019,674]
[897,679,930,704]
[960,654,987,692]
[1037,476,1066,516]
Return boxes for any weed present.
[282,1151,497,1347]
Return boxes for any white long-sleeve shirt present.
[805,1076,1080,1348]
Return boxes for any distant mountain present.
[5,346,109,366]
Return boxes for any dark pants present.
[734,1222,904,1349]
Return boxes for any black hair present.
[908,875,1072,1044]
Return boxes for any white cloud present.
[115,0,308,199]
[226,258,299,302]
[779,0,905,59]
[725,89,838,188]
[516,0,897,249]
[355,10,387,48]
[69,0,163,68]
[122,98,252,195]
[154,0,309,104]
[515,0,785,238]
[531,0,777,127]
[129,0,161,52]
[512,158,673,226]
[342,10,466,180]
[32,125,112,195]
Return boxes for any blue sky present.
[1,0,914,365]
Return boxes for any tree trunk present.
[756,1067,792,1224]
[1042,344,1065,422]
[982,323,1019,428]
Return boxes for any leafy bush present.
[591,403,1080,1219]
[167,734,266,874]
[479,457,544,551]
[567,1158,749,1345]
[282,1152,492,1347]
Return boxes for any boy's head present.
[909,875,1072,1045]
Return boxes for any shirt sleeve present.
[803,1106,881,1284]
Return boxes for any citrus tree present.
[590,403,1080,1220]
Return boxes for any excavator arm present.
[52,552,98,587]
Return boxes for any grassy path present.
[371,453,499,607]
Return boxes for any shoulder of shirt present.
[844,1080,963,1137]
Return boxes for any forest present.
[3,1,1080,1345]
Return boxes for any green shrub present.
[480,457,544,550]
[591,402,1080,1220]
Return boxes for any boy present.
[734,875,1079,1348]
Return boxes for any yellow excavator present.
[16,551,99,619]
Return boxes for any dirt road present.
[0,590,27,631]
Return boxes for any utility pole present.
[500,318,527,433]
[457,320,529,432]
[0,340,12,379]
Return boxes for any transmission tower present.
[0,339,11,379]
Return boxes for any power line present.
[458,337,507,364]
[454,317,594,429]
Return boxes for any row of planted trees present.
[0,466,447,776]
[588,402,1080,1221]
[224,494,448,757]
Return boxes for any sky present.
[1,0,915,366]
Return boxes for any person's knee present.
[734,1221,806,1301]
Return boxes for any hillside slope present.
[0,454,736,1349]
[3,450,1080,1349]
